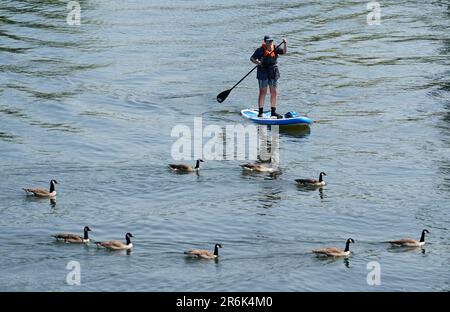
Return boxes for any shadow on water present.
[168,168,201,176]
[312,254,351,268]
[93,247,133,256]
[266,170,283,180]
[387,246,426,254]
[23,195,57,208]
[296,184,325,199]
[183,256,220,264]
[256,186,283,210]
[52,240,91,251]
[239,168,282,180]
[278,125,311,138]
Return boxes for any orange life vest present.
[262,42,276,58]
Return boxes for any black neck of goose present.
[83,229,89,240]
[195,160,200,169]
[214,245,219,256]
[126,235,131,245]
[319,174,323,182]
[420,231,426,242]
[50,182,55,193]
[344,240,351,252]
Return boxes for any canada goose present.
[184,243,223,259]
[313,238,355,257]
[240,163,274,173]
[54,226,91,244]
[23,179,58,197]
[389,229,430,247]
[169,159,204,172]
[296,172,326,187]
[95,232,134,250]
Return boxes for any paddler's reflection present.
[239,125,280,173]
[257,124,279,166]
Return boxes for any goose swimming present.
[184,243,223,259]
[23,179,58,197]
[296,172,326,187]
[95,232,134,250]
[240,163,274,173]
[54,226,91,244]
[313,238,355,257]
[389,229,429,247]
[169,159,204,172]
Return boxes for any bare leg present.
[258,87,268,108]
[269,85,282,118]
[269,86,277,108]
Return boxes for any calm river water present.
[0,0,449,291]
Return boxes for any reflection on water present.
[296,184,326,199]
[257,187,283,209]
[24,194,57,208]
[319,187,324,200]
[256,125,279,163]
[296,184,324,191]
[312,253,351,268]
[343,258,350,268]
[184,256,220,265]
[267,170,283,180]
[93,247,133,256]
[387,246,426,254]
[278,125,311,138]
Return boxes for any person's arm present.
[250,48,262,66]
[276,38,288,55]
[282,38,287,54]
[277,38,287,55]
[250,56,262,66]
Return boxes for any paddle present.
[216,40,285,103]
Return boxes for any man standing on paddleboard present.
[250,35,287,118]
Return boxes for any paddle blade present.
[216,89,231,103]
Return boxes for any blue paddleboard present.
[241,109,312,126]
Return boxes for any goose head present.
[125,232,134,245]
[83,226,91,240]
[344,238,355,252]
[213,243,223,256]
[420,229,430,243]
[49,179,58,193]
[194,159,204,169]
[318,172,327,183]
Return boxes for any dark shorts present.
[258,79,278,89]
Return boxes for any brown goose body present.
[313,238,354,257]
[169,159,203,172]
[296,172,326,187]
[23,179,58,197]
[96,233,134,250]
[184,243,222,259]
[389,229,429,247]
[240,163,274,173]
[54,226,91,244]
